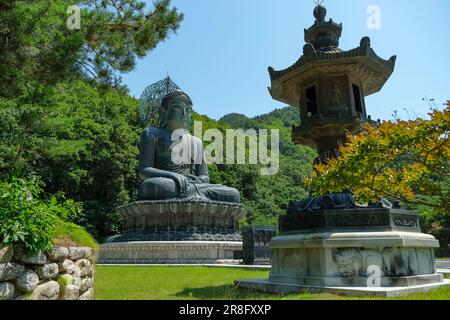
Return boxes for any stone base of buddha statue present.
[97,199,246,264]
[97,241,243,265]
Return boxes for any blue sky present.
[121,0,450,121]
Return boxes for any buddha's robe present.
[138,127,240,203]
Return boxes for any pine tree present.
[0,0,183,96]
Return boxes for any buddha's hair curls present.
[159,90,193,128]
[161,89,193,109]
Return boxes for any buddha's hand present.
[168,173,189,195]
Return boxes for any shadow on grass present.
[174,284,273,300]
[173,284,323,300]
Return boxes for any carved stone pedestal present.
[98,200,246,264]
[268,231,441,287]
[236,206,449,297]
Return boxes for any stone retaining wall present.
[0,245,95,300]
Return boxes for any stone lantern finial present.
[313,1,327,22]
[304,1,342,52]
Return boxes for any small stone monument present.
[98,85,246,264]
[236,3,449,296]
[242,226,277,265]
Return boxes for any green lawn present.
[94,266,450,300]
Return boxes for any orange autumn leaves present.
[307,105,450,212]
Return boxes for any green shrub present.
[0,177,81,253]
[419,205,450,248]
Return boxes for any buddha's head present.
[160,90,193,130]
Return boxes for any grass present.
[54,221,99,251]
[94,266,450,300]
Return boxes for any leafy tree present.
[307,106,449,212]
[419,205,450,249]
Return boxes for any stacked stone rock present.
[0,245,95,300]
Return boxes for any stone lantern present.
[236,4,448,296]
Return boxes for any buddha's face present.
[163,95,193,130]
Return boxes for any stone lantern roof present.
[268,5,397,107]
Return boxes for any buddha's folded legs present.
[197,184,241,203]
[139,177,241,203]
[139,177,180,200]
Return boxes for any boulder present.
[79,288,94,300]
[36,263,59,279]
[15,250,47,265]
[58,259,75,274]
[14,269,39,293]
[0,282,15,300]
[48,247,69,262]
[60,284,79,300]
[29,281,60,300]
[85,248,97,263]
[72,265,82,287]
[68,247,86,260]
[0,263,25,281]
[80,277,93,293]
[75,259,93,277]
[0,245,14,264]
